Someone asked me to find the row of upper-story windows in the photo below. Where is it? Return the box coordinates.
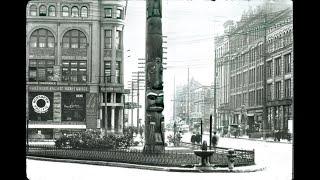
[267,29,293,53]
[266,52,292,79]
[29,28,123,50]
[267,78,292,101]
[30,28,87,49]
[104,7,124,19]
[29,4,88,18]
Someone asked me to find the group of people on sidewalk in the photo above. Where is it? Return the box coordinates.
[191,132,220,150]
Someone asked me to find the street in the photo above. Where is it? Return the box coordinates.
[26,137,293,180]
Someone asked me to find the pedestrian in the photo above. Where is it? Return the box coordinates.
[212,131,219,152]
[191,133,196,145]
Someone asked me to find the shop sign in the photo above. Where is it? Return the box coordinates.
[29,85,89,92]
[29,92,53,121]
[86,93,98,128]
[100,86,124,92]
[32,95,50,113]
[53,92,61,122]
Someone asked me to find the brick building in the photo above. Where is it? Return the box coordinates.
[175,79,213,132]
[214,1,293,138]
[26,0,127,141]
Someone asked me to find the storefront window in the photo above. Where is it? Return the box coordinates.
[61,93,86,121]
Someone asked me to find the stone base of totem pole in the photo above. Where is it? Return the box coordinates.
[143,144,165,153]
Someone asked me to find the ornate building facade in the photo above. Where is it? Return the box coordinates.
[215,1,293,138]
[26,0,127,141]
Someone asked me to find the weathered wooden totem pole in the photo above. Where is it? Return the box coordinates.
[143,0,165,153]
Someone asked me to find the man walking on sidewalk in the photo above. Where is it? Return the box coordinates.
[212,132,219,152]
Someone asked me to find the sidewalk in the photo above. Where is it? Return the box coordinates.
[221,135,292,144]
[27,155,266,173]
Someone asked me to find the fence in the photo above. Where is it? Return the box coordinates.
[26,143,255,167]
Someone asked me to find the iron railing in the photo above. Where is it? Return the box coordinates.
[26,143,255,167]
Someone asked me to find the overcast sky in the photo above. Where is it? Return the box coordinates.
[122,0,291,125]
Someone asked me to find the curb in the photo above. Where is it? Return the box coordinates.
[221,137,292,144]
[27,156,266,173]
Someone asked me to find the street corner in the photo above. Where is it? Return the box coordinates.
[166,164,267,173]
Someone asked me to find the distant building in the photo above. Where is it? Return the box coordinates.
[174,79,213,132]
[26,0,127,141]
[214,1,293,138]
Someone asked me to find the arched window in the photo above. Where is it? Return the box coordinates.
[39,5,47,16]
[29,5,37,16]
[62,30,87,83]
[48,6,56,16]
[80,6,88,17]
[30,28,55,48]
[62,29,87,49]
[62,6,69,17]
[71,6,79,17]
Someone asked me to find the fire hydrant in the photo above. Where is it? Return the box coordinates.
[227,149,236,171]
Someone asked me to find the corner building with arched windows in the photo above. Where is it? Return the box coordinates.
[26,0,127,141]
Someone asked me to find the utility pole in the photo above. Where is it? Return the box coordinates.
[131,82,134,126]
[173,76,176,125]
[214,56,217,133]
[187,67,190,127]
[137,72,140,129]
[132,71,145,129]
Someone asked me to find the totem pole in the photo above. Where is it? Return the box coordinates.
[143,0,165,153]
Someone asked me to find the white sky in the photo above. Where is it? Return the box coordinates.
[122,0,289,125]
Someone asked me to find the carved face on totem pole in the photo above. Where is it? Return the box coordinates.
[146,90,164,112]
[146,58,163,90]
[146,112,164,145]
[147,0,162,18]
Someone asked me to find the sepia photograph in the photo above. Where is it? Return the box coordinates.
[25,0,294,179]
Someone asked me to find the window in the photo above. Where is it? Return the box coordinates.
[104,30,112,49]
[30,29,55,48]
[267,83,272,101]
[62,30,87,49]
[30,5,37,16]
[71,6,79,17]
[62,6,69,17]
[29,60,54,82]
[284,53,292,74]
[115,30,122,49]
[48,6,56,16]
[116,93,122,103]
[266,61,273,78]
[275,81,282,99]
[249,91,255,107]
[62,61,87,83]
[275,57,281,76]
[105,8,112,18]
[284,79,292,98]
[39,5,47,16]
[116,61,121,83]
[104,61,111,83]
[116,9,122,19]
[81,6,88,17]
